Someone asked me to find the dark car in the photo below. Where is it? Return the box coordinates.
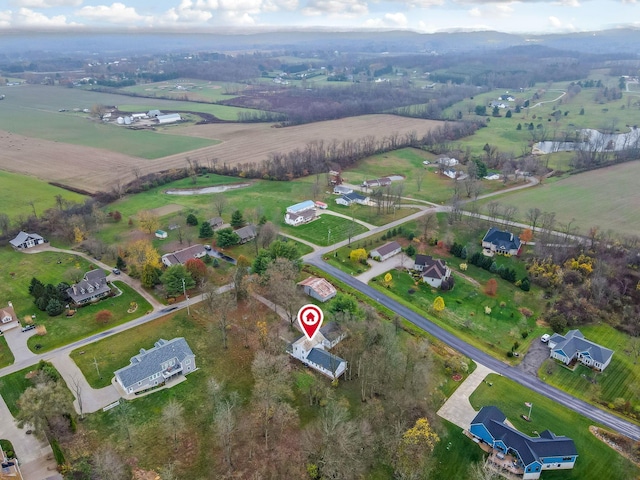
[112,268,121,275]
[21,324,36,332]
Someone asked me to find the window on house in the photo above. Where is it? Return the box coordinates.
[185,359,191,365]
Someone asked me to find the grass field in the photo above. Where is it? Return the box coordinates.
[119,79,247,103]
[26,281,151,353]
[0,336,14,368]
[0,85,218,159]
[474,161,640,236]
[539,325,640,419]
[0,364,42,415]
[0,170,85,219]
[282,214,368,246]
[469,374,640,480]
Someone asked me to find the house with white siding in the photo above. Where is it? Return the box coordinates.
[370,241,402,261]
[548,329,614,371]
[287,323,347,380]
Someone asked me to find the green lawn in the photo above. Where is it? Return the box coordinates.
[0,336,14,368]
[469,374,640,480]
[282,215,368,247]
[370,261,544,360]
[0,247,97,321]
[0,364,46,415]
[119,79,247,103]
[0,170,85,220]
[26,282,151,353]
[539,325,640,421]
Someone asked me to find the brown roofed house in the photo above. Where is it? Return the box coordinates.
[161,244,207,267]
[0,301,19,332]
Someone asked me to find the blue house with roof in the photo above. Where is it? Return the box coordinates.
[469,406,577,480]
[548,329,614,371]
[482,227,522,256]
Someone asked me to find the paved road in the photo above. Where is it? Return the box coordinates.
[306,256,640,441]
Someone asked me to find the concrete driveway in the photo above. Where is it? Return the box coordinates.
[49,354,120,415]
[2,327,38,364]
[0,395,61,480]
[355,253,413,284]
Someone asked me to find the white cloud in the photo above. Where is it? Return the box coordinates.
[11,0,82,7]
[549,15,562,27]
[468,7,481,17]
[302,0,368,17]
[76,2,147,24]
[161,0,297,24]
[10,7,71,26]
[384,12,408,26]
[467,3,512,19]
[554,0,580,6]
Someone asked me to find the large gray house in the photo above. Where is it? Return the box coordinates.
[66,269,111,306]
[114,338,196,395]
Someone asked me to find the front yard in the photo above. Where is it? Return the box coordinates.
[26,281,151,353]
[0,336,14,368]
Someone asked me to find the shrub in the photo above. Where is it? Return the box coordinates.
[484,306,492,315]
[95,309,113,324]
[484,278,498,296]
[46,298,64,316]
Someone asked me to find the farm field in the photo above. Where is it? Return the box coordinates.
[470,374,640,480]
[0,92,446,193]
[119,79,248,103]
[539,325,640,421]
[0,170,85,220]
[474,161,640,236]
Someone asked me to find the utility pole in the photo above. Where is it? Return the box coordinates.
[92,357,101,379]
[182,278,190,316]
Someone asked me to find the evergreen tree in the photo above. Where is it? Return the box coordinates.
[505,110,512,118]
[116,256,126,270]
[230,210,245,228]
[405,244,416,257]
[199,221,214,239]
[520,277,531,291]
[186,213,198,226]
[460,246,468,260]
[46,298,65,316]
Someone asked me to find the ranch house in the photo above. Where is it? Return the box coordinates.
[162,244,207,267]
[336,192,369,206]
[547,329,614,371]
[469,406,578,480]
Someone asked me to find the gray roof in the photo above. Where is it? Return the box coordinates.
[472,406,577,467]
[209,217,224,226]
[235,224,257,241]
[483,227,522,252]
[551,329,614,365]
[85,269,106,283]
[162,244,206,266]
[9,231,43,247]
[373,241,402,257]
[114,338,194,389]
[66,270,110,303]
[306,348,345,376]
[319,322,344,343]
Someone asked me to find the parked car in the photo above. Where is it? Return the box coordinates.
[112,268,121,275]
[541,334,550,343]
[204,245,212,251]
[21,324,36,332]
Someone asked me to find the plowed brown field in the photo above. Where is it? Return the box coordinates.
[0,115,445,193]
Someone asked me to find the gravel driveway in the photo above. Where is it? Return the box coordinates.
[516,337,550,376]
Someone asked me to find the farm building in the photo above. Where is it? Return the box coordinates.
[114,338,196,395]
[156,113,182,124]
[469,406,577,480]
[482,227,522,256]
[147,109,162,117]
[297,276,337,302]
[315,201,328,209]
[286,200,316,214]
[9,231,46,249]
[370,241,402,261]
[162,244,207,267]
[437,157,459,167]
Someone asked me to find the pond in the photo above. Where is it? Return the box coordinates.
[165,183,250,195]
[533,127,640,154]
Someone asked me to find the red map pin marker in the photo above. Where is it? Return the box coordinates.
[297,304,324,341]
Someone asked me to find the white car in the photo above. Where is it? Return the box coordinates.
[540,334,550,343]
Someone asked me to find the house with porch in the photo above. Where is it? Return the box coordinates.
[161,244,207,267]
[548,329,614,371]
[285,208,317,226]
[236,224,257,244]
[482,227,522,256]
[370,241,402,261]
[114,337,196,395]
[298,276,337,302]
[0,302,19,333]
[287,323,347,380]
[66,269,111,306]
[413,255,451,288]
[469,406,578,480]
[9,231,46,250]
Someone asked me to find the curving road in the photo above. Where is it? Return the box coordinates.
[305,256,640,442]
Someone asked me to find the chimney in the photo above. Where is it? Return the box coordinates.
[510,233,513,241]
[8,301,12,307]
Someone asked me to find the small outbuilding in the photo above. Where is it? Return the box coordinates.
[298,276,337,302]
[369,241,402,261]
[155,230,168,239]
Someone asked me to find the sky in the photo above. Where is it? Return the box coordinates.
[0,0,638,34]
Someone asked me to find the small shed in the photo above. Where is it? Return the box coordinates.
[155,230,168,239]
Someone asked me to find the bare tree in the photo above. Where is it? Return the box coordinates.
[486,201,501,224]
[257,221,278,250]
[502,205,518,227]
[0,213,9,236]
[213,194,228,217]
[205,288,236,349]
[415,168,425,192]
[70,376,84,420]
[264,258,304,325]
[215,395,239,467]
[162,399,186,450]
[111,401,135,447]
[92,447,128,480]
[526,207,542,232]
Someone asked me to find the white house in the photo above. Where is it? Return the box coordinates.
[9,231,45,250]
[413,255,451,289]
[370,241,402,261]
[437,157,459,167]
[0,302,19,332]
[298,276,337,303]
[287,323,347,380]
[548,329,614,371]
[333,185,353,195]
[285,209,316,226]
[336,192,369,206]
[114,338,196,395]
